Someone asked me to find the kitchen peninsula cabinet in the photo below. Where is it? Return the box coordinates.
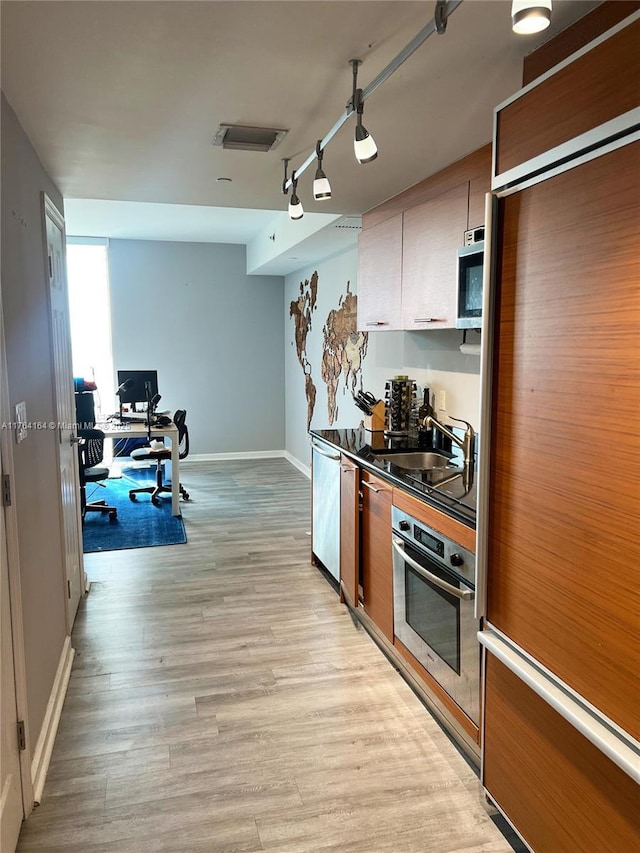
[339,455,359,608]
[401,181,468,330]
[360,469,393,641]
[356,213,402,330]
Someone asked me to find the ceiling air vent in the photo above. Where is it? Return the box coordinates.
[212,124,288,152]
[332,217,362,231]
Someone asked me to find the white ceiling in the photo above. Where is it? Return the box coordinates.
[2,0,599,263]
[63,199,291,244]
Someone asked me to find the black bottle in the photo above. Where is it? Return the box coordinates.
[418,387,432,422]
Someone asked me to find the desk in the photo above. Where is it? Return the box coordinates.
[98,420,181,516]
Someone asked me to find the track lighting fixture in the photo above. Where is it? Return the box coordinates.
[279,1,536,214]
[313,141,332,200]
[350,60,378,164]
[511,0,552,34]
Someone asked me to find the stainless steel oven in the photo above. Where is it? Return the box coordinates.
[392,506,479,724]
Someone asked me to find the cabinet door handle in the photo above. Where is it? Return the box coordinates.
[414,318,441,323]
[366,321,388,326]
[361,480,386,493]
[392,538,474,601]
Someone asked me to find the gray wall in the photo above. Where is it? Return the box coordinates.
[1,93,68,739]
[108,240,285,454]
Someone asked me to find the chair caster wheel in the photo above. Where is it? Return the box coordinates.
[152,497,160,507]
[129,494,137,502]
[182,492,190,501]
[109,511,117,522]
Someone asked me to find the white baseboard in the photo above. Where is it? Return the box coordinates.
[30,636,75,805]
[186,450,311,479]
[284,451,310,479]
[187,450,286,463]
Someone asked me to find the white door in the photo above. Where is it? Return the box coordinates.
[44,195,84,626]
[0,301,25,852]
[0,501,23,852]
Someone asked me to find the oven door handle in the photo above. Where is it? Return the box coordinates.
[392,538,475,601]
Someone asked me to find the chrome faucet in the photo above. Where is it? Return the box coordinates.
[421,414,476,468]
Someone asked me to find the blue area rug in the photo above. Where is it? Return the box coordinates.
[82,473,187,553]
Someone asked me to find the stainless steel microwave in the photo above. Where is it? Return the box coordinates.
[456,240,484,329]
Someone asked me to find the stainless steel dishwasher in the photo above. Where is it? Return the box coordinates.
[310,437,341,581]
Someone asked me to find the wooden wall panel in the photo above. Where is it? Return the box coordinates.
[522,1,640,86]
[487,142,640,737]
[483,655,640,853]
[496,20,640,176]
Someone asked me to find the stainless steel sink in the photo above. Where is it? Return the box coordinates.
[374,451,455,470]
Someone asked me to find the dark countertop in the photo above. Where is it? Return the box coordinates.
[310,427,477,529]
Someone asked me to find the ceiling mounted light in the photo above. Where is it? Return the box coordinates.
[313,141,332,200]
[288,174,304,221]
[511,0,552,34]
[350,60,377,164]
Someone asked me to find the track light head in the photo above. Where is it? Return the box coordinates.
[511,0,552,34]
[313,141,332,200]
[288,175,304,220]
[352,85,377,164]
[354,117,377,164]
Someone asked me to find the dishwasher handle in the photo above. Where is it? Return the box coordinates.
[392,538,474,601]
[310,439,341,461]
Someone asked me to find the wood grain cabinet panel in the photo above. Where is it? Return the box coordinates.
[401,182,469,330]
[483,655,640,853]
[361,470,393,641]
[356,214,402,331]
[487,141,640,738]
[339,455,359,607]
[496,19,640,176]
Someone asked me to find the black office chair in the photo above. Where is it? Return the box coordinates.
[128,409,190,506]
[78,429,118,523]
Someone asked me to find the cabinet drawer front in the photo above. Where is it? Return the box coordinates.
[495,17,640,180]
[483,654,640,853]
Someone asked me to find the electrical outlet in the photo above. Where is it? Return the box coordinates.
[436,389,446,413]
[15,401,28,443]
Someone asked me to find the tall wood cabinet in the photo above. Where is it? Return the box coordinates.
[479,13,640,851]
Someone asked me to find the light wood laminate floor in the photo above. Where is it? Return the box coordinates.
[18,460,517,853]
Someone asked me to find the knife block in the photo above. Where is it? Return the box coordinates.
[364,401,386,432]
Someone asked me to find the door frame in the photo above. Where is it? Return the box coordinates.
[41,193,86,632]
[0,293,34,820]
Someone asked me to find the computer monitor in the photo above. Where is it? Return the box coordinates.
[116,370,159,409]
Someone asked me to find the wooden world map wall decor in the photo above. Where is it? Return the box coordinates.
[290,271,368,430]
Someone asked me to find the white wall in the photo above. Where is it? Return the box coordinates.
[284,246,481,468]
[108,240,285,455]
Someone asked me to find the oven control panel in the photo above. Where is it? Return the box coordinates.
[392,506,475,586]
